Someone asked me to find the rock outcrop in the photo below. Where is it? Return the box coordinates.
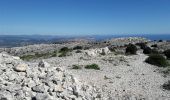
[110,37,149,47]
[0,53,100,100]
[85,47,110,57]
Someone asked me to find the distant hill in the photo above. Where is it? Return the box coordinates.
[0,34,169,48]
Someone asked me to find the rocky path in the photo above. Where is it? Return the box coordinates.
[60,52,170,99]
[0,50,170,100]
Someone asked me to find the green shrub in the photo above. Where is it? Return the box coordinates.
[73,46,83,50]
[151,49,159,54]
[75,50,82,53]
[162,68,170,75]
[143,47,159,54]
[21,50,60,60]
[125,44,137,54]
[108,46,115,52]
[58,52,67,57]
[85,64,100,70]
[72,65,81,69]
[20,53,49,60]
[136,42,147,49]
[162,81,170,90]
[145,54,169,67]
[58,47,72,57]
[151,44,158,48]
[51,53,57,57]
[59,47,70,53]
[20,55,35,61]
[159,40,163,42]
[84,46,90,50]
[143,47,152,54]
[164,49,170,59]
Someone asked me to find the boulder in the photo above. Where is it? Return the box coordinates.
[32,85,45,93]
[14,63,27,72]
[34,93,51,100]
[85,49,97,57]
[54,84,63,93]
[101,47,110,55]
[85,47,110,56]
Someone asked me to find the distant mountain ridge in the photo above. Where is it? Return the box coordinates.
[0,34,170,48]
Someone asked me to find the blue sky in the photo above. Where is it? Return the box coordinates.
[0,0,170,35]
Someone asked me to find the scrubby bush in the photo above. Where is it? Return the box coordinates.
[58,47,72,57]
[143,47,159,54]
[151,49,159,54]
[20,53,50,60]
[85,64,100,70]
[108,46,115,52]
[84,46,90,50]
[151,44,158,48]
[72,65,81,69]
[73,46,83,50]
[58,52,67,57]
[125,44,137,54]
[164,49,170,59]
[51,53,57,57]
[20,55,35,61]
[162,81,170,90]
[159,40,163,42]
[162,68,170,75]
[136,42,147,49]
[145,54,168,67]
[59,47,70,53]
[143,47,152,54]
[75,50,82,53]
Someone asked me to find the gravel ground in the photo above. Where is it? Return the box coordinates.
[45,50,170,99]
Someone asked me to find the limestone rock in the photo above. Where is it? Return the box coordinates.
[14,63,27,72]
[32,85,45,93]
[54,84,63,93]
[0,52,100,100]
[85,47,110,56]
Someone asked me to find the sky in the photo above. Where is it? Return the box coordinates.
[0,0,170,35]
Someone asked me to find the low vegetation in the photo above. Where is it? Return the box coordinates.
[85,64,100,70]
[20,55,37,61]
[151,49,159,54]
[143,47,159,54]
[108,46,115,52]
[58,52,67,57]
[58,47,72,57]
[125,44,137,54]
[159,40,163,42]
[75,50,82,53]
[162,81,170,90]
[20,51,57,61]
[73,46,83,50]
[145,54,169,67]
[143,47,152,54]
[161,68,170,76]
[164,49,170,59]
[72,64,82,69]
[20,47,73,60]
[59,47,71,53]
[136,42,147,49]
[151,44,158,48]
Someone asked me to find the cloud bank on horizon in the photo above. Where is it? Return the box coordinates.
[0,0,170,35]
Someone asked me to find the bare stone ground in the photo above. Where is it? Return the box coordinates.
[46,51,170,99]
